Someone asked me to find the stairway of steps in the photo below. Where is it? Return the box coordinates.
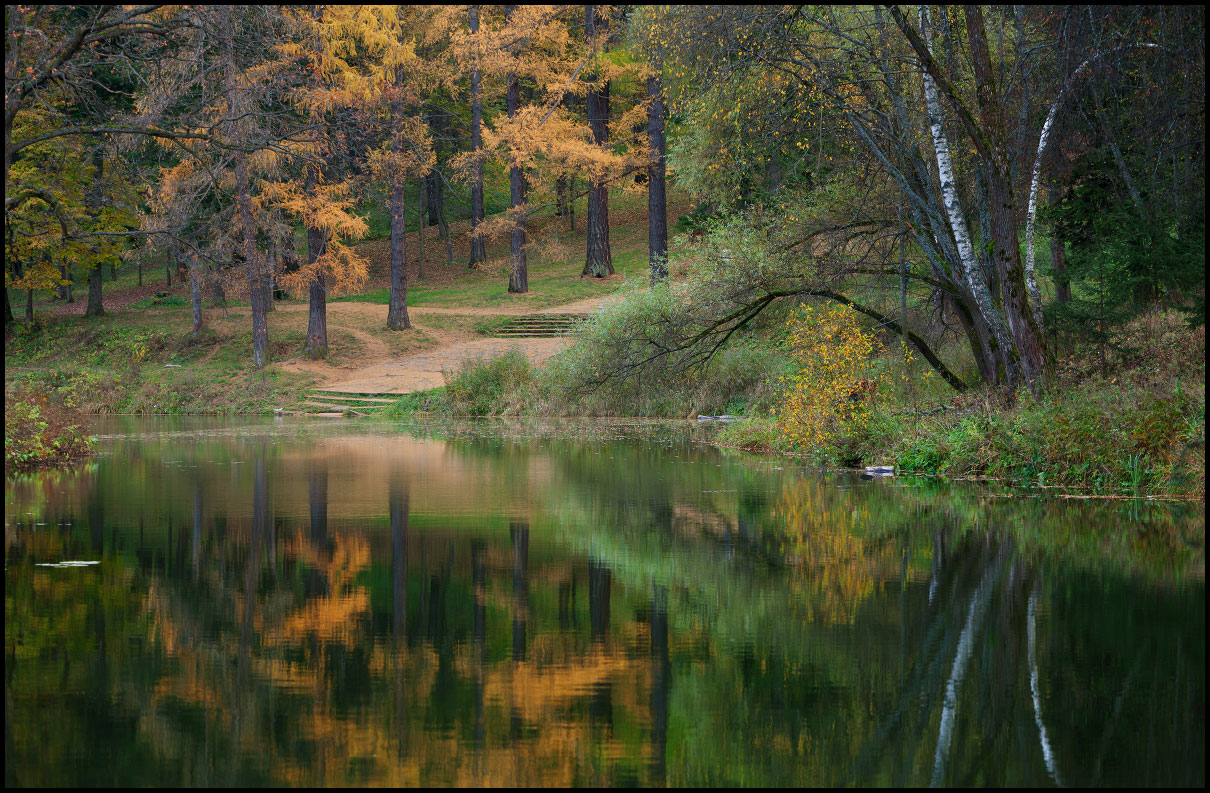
[489,313,589,338]
[298,392,397,414]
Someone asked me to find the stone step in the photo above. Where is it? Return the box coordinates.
[489,313,588,338]
[300,400,388,413]
[307,393,396,404]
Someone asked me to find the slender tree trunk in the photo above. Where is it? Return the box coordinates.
[306,166,328,359]
[417,176,426,280]
[263,238,274,312]
[221,11,267,367]
[567,176,575,231]
[437,184,454,266]
[210,265,226,308]
[58,264,73,302]
[647,44,668,284]
[190,263,203,338]
[583,5,613,278]
[505,5,527,293]
[235,154,267,366]
[85,151,105,317]
[468,5,486,268]
[387,86,411,330]
[25,288,34,328]
[1048,184,1070,304]
[4,280,14,327]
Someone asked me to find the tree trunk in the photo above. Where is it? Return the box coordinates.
[236,155,267,367]
[86,266,104,318]
[85,151,105,317]
[468,5,486,268]
[210,265,226,308]
[306,167,328,359]
[964,7,1048,387]
[387,87,411,330]
[505,5,527,293]
[583,5,613,278]
[58,264,73,302]
[25,288,34,328]
[190,263,203,338]
[647,44,668,284]
[567,176,575,231]
[417,176,426,280]
[221,11,267,367]
[1048,184,1070,304]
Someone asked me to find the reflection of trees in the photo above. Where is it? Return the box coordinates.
[5,425,1205,786]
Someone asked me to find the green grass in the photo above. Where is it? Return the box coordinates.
[336,249,643,310]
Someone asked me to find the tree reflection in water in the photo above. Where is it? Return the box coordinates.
[3,421,1204,787]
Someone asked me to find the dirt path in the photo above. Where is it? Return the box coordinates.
[271,294,616,395]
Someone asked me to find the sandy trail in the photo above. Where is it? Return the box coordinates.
[265,294,615,395]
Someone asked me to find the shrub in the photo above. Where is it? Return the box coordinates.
[443,350,536,416]
[776,303,876,459]
[4,389,95,472]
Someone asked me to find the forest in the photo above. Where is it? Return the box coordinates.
[4,7,1206,788]
[4,5,1206,496]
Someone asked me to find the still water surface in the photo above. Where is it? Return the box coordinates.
[5,417,1204,786]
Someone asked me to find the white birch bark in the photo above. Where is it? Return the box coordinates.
[931,561,996,787]
[1028,587,1063,787]
[1025,43,1160,328]
[918,8,1012,362]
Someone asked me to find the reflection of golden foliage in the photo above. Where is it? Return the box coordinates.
[777,480,900,624]
[483,649,634,724]
[263,532,371,645]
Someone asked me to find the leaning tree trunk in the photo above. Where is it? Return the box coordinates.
[387,85,411,330]
[647,44,668,284]
[583,5,613,278]
[468,5,486,268]
[505,5,527,293]
[914,7,1010,383]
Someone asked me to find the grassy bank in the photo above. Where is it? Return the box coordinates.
[387,305,1205,499]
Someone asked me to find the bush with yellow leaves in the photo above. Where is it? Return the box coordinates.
[775,302,878,457]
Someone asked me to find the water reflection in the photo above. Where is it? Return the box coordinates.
[4,419,1204,787]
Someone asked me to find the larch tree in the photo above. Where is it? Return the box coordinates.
[582,4,613,278]
[270,5,412,358]
[466,5,487,269]
[504,4,529,293]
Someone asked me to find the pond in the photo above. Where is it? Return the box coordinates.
[4,417,1205,787]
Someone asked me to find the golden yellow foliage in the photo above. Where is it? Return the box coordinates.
[776,303,877,454]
